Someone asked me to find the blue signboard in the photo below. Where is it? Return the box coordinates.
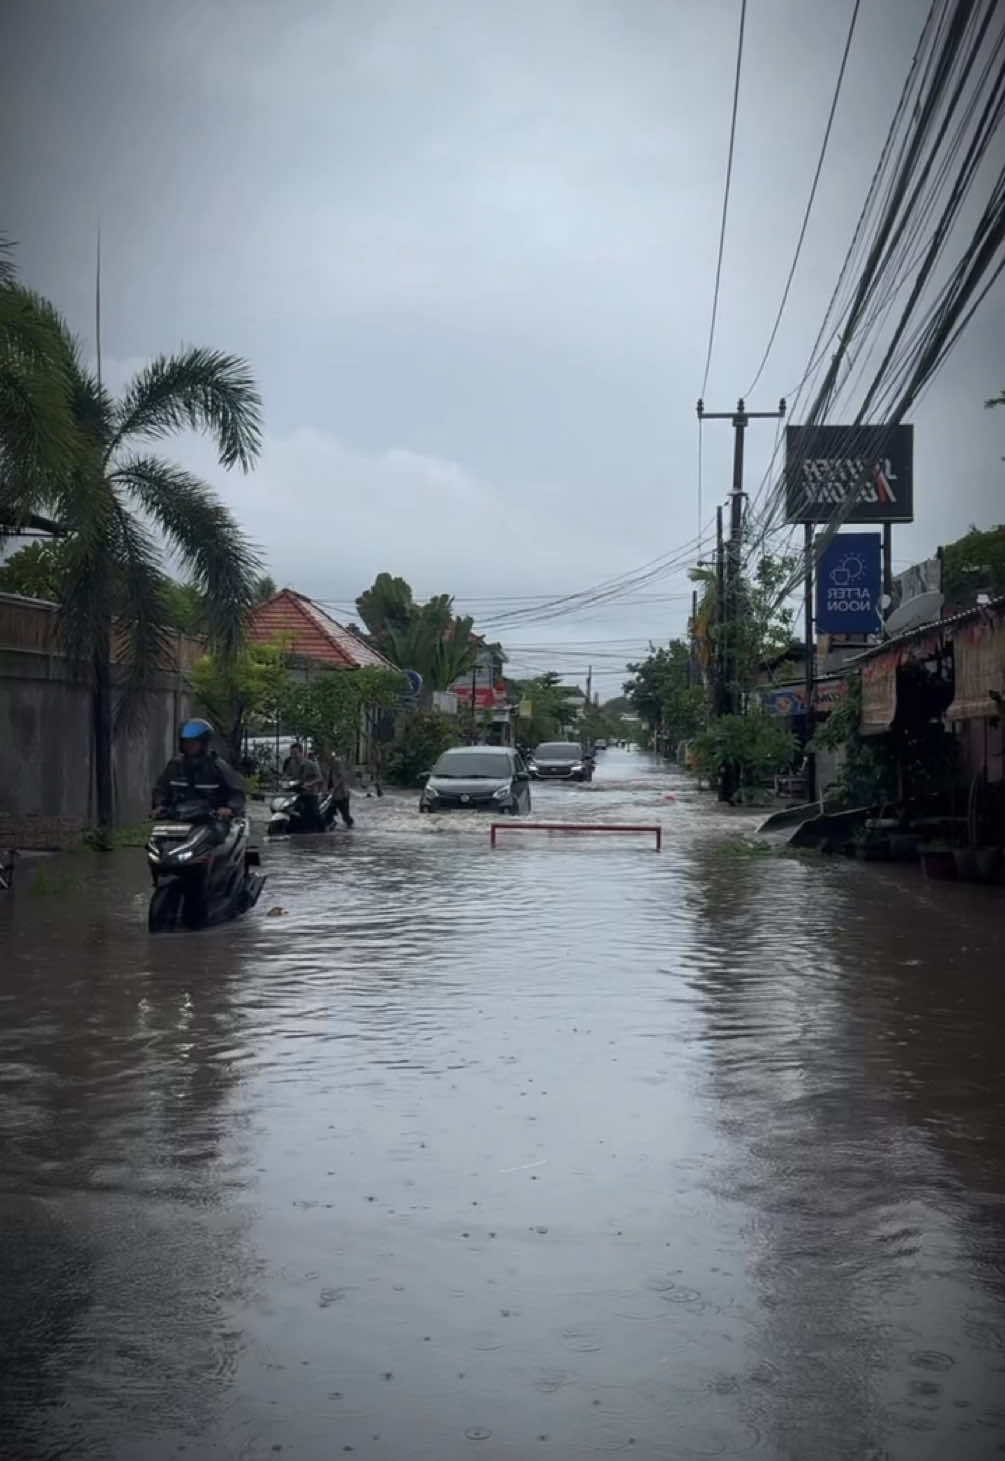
[816,532,882,635]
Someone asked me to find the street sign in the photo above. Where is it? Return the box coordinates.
[816,533,882,635]
[785,424,914,523]
[398,668,423,709]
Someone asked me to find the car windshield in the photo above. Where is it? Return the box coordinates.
[535,743,580,761]
[432,751,511,778]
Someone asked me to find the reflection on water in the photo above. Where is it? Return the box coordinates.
[1,750,1003,1459]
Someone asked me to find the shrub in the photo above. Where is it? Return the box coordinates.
[386,711,460,786]
[693,714,795,790]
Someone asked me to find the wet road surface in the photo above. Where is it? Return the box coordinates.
[2,749,1004,1460]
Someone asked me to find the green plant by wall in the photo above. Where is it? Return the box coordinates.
[692,713,795,791]
[386,711,459,786]
[280,666,405,758]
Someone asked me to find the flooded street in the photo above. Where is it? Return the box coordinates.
[2,749,1004,1460]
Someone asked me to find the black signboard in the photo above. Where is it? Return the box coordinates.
[785,423,914,524]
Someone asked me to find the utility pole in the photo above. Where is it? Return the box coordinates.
[804,524,816,801]
[697,397,787,798]
[714,506,726,717]
[695,400,788,718]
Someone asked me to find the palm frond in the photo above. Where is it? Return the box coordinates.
[111,455,261,656]
[108,506,174,731]
[55,474,119,670]
[108,347,263,470]
[0,235,17,287]
[0,284,82,523]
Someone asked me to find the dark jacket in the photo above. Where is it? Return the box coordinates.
[153,752,246,815]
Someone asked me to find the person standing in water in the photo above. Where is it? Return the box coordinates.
[327,752,355,828]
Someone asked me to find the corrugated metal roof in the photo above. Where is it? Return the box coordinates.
[249,589,393,669]
[846,596,1005,664]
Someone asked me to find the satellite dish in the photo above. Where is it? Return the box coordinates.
[884,590,943,637]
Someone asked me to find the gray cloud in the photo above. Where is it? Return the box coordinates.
[5,0,1002,688]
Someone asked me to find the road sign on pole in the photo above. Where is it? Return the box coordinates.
[815,532,882,635]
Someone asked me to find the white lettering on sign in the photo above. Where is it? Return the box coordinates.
[802,457,898,505]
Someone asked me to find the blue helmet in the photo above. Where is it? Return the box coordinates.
[179,718,214,750]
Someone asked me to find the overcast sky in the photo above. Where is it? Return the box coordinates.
[5,0,1003,692]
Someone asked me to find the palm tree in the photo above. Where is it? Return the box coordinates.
[3,279,264,830]
[63,347,263,830]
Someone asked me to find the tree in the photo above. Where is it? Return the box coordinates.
[941,523,1005,607]
[279,666,404,759]
[355,573,485,690]
[692,714,795,797]
[189,642,290,763]
[161,578,208,636]
[0,539,68,599]
[1,245,79,532]
[512,672,580,745]
[694,555,798,714]
[624,640,706,751]
[386,710,459,786]
[2,295,263,831]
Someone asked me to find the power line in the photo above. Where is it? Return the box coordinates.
[745,0,862,396]
[700,0,747,398]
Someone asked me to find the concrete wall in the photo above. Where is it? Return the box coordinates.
[0,594,197,844]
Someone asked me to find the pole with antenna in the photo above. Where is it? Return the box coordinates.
[95,224,103,390]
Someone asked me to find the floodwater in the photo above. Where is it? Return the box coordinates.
[2,750,1004,1461]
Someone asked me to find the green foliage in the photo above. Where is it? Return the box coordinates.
[355,572,487,690]
[190,642,290,762]
[693,713,795,789]
[279,666,404,756]
[1,265,266,829]
[161,578,207,635]
[386,710,460,786]
[624,639,707,750]
[513,671,581,744]
[940,523,1005,606]
[1,256,80,526]
[809,673,958,807]
[0,539,68,599]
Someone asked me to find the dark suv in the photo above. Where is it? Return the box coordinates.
[419,746,532,814]
[531,742,593,781]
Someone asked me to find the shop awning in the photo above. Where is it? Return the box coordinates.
[860,649,899,735]
[946,613,1005,721]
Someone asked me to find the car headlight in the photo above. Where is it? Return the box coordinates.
[424,785,439,799]
[571,763,583,772]
[492,784,511,800]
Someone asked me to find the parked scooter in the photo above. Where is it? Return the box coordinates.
[267,781,337,837]
[147,798,265,931]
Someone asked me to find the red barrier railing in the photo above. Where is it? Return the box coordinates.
[490,822,662,850]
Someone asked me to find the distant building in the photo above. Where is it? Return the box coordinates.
[249,588,393,670]
[449,644,513,743]
[248,588,395,767]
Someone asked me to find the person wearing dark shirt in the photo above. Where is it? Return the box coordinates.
[152,719,246,818]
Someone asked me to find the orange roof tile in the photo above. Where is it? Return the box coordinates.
[249,589,393,670]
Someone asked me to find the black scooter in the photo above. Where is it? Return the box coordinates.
[147,798,265,931]
[267,781,337,837]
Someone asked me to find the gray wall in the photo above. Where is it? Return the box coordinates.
[0,595,194,837]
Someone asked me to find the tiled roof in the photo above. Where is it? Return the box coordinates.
[249,589,393,669]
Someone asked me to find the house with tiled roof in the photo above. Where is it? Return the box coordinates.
[249,589,393,670]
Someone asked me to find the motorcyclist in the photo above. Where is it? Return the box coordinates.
[152,719,246,823]
[281,741,326,830]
